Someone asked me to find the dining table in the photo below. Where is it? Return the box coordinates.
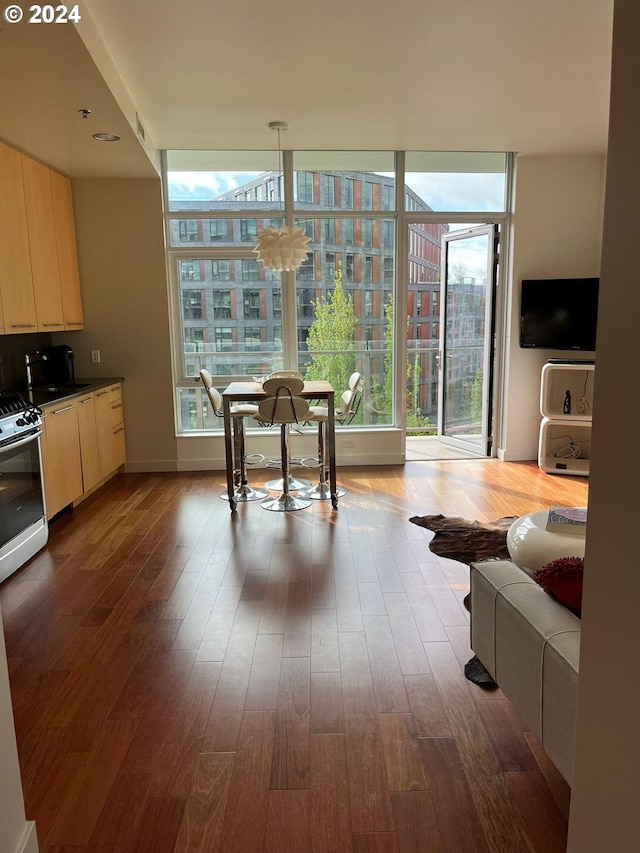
[221,379,338,511]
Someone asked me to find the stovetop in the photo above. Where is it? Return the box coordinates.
[0,391,42,441]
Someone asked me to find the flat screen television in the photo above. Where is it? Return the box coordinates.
[520,277,599,351]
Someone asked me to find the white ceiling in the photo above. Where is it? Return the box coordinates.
[0,0,614,179]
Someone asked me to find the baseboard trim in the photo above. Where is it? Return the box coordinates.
[13,821,38,853]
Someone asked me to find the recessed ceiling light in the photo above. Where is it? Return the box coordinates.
[92,132,120,142]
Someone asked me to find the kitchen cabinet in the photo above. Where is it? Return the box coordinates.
[94,384,126,478]
[50,169,84,330]
[76,392,102,493]
[41,382,125,519]
[0,142,38,334]
[0,142,84,335]
[41,400,83,519]
[21,155,66,332]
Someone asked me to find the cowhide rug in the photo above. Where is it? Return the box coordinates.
[409,513,518,688]
[409,514,516,564]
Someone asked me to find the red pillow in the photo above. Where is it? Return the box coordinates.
[533,556,584,617]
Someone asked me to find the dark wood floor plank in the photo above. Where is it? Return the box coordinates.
[244,632,284,712]
[0,463,588,851]
[218,710,276,852]
[475,697,539,773]
[423,641,535,852]
[402,674,451,738]
[506,770,569,853]
[310,733,354,853]
[149,660,222,798]
[283,580,312,658]
[379,713,429,792]
[390,790,438,853]
[44,718,138,846]
[363,614,410,714]
[342,673,395,834]
[270,656,311,789]
[382,593,431,675]
[353,832,401,852]
[310,671,345,734]
[311,607,340,673]
[85,771,154,850]
[173,752,235,853]
[264,788,310,852]
[130,796,187,853]
[523,731,571,819]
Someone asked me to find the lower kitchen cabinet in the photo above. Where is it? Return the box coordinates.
[41,382,126,519]
[41,401,83,519]
[76,392,102,493]
[94,384,126,478]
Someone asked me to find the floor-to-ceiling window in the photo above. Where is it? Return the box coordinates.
[163,151,511,437]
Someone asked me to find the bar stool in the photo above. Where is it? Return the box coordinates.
[254,376,312,512]
[199,369,268,502]
[263,370,310,492]
[299,371,362,501]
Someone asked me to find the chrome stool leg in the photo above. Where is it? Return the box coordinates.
[298,420,346,501]
[220,416,268,502]
[262,424,311,512]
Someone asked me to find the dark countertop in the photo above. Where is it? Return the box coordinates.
[29,377,125,409]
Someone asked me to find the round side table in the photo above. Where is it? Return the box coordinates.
[506,509,586,574]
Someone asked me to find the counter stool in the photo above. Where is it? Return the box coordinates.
[299,371,362,500]
[254,376,312,512]
[262,370,310,492]
[199,369,268,503]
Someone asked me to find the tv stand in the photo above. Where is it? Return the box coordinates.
[538,362,594,476]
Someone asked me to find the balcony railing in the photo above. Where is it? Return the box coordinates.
[179,340,443,434]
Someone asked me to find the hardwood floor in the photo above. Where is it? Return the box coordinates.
[0,460,588,852]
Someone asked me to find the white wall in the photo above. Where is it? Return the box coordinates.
[568,0,640,848]
[499,155,605,461]
[63,179,178,472]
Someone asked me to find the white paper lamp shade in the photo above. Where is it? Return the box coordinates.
[253,225,311,271]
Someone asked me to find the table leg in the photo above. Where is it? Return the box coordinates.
[327,391,338,509]
[222,397,236,511]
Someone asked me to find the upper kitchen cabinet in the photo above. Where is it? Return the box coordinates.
[0,142,84,335]
[50,169,84,330]
[0,142,38,334]
[22,155,65,332]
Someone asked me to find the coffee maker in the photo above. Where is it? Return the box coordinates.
[25,344,76,391]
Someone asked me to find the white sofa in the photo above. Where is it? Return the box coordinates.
[469,558,581,784]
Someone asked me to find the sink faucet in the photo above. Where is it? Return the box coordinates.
[25,351,47,396]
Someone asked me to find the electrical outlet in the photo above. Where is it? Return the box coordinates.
[90,349,101,364]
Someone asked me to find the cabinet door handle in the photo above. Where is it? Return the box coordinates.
[43,323,64,328]
[113,427,125,435]
[51,405,75,414]
[81,397,94,404]
[110,403,122,410]
[11,323,37,329]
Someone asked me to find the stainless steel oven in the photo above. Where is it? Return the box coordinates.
[0,392,48,585]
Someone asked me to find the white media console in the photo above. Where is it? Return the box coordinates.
[538,361,595,476]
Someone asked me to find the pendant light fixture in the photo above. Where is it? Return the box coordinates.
[253,121,311,272]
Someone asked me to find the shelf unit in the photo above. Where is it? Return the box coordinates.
[538,361,594,476]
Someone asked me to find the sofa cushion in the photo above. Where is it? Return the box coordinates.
[533,556,584,617]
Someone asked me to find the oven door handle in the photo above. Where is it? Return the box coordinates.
[0,429,42,454]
